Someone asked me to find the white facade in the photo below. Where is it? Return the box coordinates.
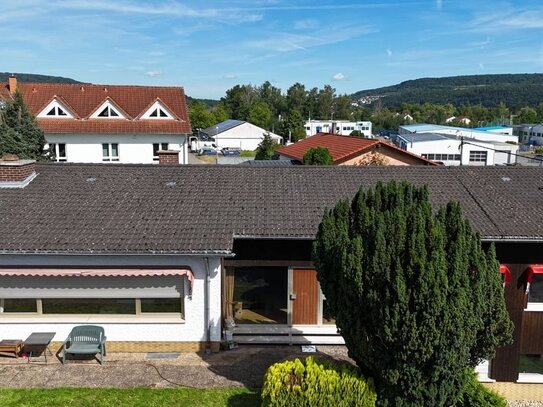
[305,120,373,138]
[46,133,189,164]
[396,133,518,166]
[0,254,222,344]
[212,123,282,151]
[399,124,518,144]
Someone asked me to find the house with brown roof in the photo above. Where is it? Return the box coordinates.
[0,76,191,164]
[277,133,436,165]
[1,157,542,382]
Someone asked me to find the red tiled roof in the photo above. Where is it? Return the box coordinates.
[0,81,191,134]
[278,133,378,162]
[278,133,436,165]
[38,119,190,134]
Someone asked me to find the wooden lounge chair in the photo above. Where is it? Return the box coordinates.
[61,325,106,365]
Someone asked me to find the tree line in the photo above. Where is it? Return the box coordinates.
[190,80,543,140]
[189,82,365,143]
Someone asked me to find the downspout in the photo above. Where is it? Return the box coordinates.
[203,257,211,353]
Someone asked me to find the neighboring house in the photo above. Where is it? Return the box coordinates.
[399,123,518,144]
[277,133,436,165]
[305,120,372,138]
[199,120,282,151]
[513,123,543,145]
[445,116,471,125]
[473,125,514,136]
[395,133,518,166]
[1,157,543,383]
[0,76,191,164]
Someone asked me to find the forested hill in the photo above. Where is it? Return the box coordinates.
[351,74,543,108]
[0,72,82,84]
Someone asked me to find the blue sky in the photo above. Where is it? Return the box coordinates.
[2,0,543,99]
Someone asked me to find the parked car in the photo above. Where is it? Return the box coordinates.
[198,146,222,156]
[222,148,241,156]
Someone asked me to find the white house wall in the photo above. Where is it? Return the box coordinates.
[405,139,517,166]
[214,123,282,151]
[46,133,189,164]
[0,254,222,343]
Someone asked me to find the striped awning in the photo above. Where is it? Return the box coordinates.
[0,268,194,287]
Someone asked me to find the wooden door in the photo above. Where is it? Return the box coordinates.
[292,268,318,325]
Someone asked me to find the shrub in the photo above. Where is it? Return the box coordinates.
[455,370,506,407]
[261,357,376,407]
[303,147,333,165]
[534,147,543,154]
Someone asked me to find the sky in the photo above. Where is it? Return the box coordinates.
[2,0,543,99]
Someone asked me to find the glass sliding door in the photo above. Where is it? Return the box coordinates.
[233,268,287,324]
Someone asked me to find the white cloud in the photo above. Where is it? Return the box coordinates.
[332,73,347,81]
[145,70,162,77]
[294,19,318,30]
[479,63,485,70]
[386,48,393,57]
[222,73,238,79]
[436,0,443,11]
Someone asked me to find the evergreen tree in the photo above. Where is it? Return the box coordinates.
[303,147,333,165]
[255,132,277,160]
[281,109,306,142]
[313,181,513,407]
[0,91,48,160]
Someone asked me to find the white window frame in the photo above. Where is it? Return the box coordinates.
[469,150,488,164]
[90,100,126,119]
[102,143,120,162]
[37,99,74,119]
[49,143,67,162]
[141,100,175,120]
[527,274,543,312]
[152,143,169,161]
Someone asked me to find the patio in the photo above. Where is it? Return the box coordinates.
[0,345,541,404]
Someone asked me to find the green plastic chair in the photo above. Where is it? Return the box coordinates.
[61,325,106,365]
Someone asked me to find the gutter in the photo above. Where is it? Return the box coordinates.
[203,257,212,353]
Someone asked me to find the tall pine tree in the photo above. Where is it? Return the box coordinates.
[313,181,513,407]
[0,90,48,160]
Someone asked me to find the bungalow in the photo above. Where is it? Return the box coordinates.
[0,76,192,164]
[277,133,436,165]
[0,156,542,382]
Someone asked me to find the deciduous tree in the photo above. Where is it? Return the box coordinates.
[303,147,333,165]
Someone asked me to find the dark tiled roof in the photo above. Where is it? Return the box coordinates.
[0,164,542,255]
[0,82,191,134]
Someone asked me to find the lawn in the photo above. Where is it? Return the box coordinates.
[0,388,260,407]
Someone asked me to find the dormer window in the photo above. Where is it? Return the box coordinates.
[37,98,75,119]
[141,100,174,120]
[150,108,169,118]
[47,106,68,116]
[98,106,119,117]
[90,99,126,119]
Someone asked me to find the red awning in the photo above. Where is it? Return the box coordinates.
[500,264,511,286]
[0,268,194,287]
[527,264,543,283]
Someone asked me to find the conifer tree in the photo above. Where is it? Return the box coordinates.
[0,91,48,160]
[313,181,513,407]
[255,132,277,160]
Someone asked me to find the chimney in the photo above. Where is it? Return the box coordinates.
[8,74,17,93]
[157,150,179,165]
[0,154,37,188]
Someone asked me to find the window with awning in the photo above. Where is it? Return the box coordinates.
[527,265,543,305]
[0,268,193,317]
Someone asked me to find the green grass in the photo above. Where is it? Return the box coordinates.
[240,150,256,157]
[0,387,260,407]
